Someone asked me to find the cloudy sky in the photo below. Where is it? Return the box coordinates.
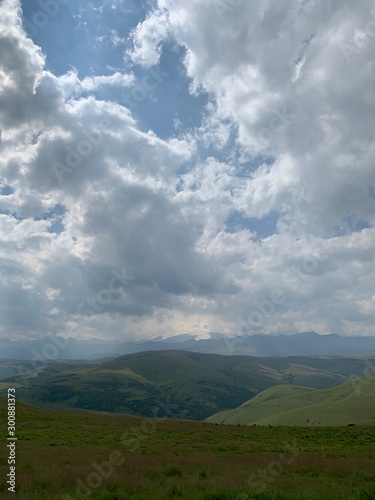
[0,0,374,341]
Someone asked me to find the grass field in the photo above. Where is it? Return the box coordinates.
[1,398,375,499]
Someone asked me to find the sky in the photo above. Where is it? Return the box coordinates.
[0,0,374,341]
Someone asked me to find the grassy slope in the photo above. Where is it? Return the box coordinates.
[206,373,375,426]
[1,397,375,499]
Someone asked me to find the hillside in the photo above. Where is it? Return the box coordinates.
[206,373,375,426]
[2,351,374,420]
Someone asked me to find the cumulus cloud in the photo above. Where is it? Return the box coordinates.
[127,8,170,67]
[57,71,135,95]
[0,0,374,340]
[126,0,375,335]
[0,0,236,340]
[130,0,375,231]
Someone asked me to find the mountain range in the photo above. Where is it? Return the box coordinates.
[1,331,375,360]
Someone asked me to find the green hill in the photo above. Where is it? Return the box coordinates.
[206,373,375,426]
[3,351,375,421]
[0,352,341,420]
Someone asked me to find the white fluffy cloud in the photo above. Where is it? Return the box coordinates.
[127,0,375,335]
[0,0,374,340]
[134,0,375,232]
[127,8,170,67]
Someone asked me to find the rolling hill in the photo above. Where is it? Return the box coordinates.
[206,373,375,426]
[2,350,375,420]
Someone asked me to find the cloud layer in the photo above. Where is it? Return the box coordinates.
[0,0,374,340]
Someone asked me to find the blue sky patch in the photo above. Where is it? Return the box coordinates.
[226,211,279,239]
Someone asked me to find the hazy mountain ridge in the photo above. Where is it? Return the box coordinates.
[1,331,375,361]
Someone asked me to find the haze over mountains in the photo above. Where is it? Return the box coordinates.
[2,328,375,426]
[1,332,375,360]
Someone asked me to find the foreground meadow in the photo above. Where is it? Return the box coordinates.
[1,399,375,499]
